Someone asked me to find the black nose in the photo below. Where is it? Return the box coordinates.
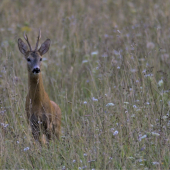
[32,67,40,74]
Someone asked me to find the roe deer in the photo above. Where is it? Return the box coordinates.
[18,30,61,142]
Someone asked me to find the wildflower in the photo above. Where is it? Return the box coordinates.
[131,114,135,118]
[38,121,42,124]
[130,69,137,73]
[158,79,163,87]
[113,130,118,136]
[91,51,98,56]
[92,97,98,102]
[24,147,30,151]
[106,103,114,107]
[83,101,87,104]
[142,69,146,73]
[162,116,168,120]
[161,54,169,61]
[84,153,87,156]
[139,135,147,141]
[133,105,137,108]
[1,123,9,128]
[144,74,153,77]
[151,132,160,136]
[147,42,155,49]
[82,60,88,64]
[113,50,119,55]
[124,102,129,104]
[152,162,159,165]
[102,53,108,57]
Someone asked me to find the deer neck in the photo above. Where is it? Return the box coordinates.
[28,73,45,105]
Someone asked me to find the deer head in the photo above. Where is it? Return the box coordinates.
[18,30,51,75]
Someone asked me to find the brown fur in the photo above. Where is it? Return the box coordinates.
[26,73,61,141]
[18,33,61,142]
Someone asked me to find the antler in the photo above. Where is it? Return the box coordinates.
[34,29,41,51]
[23,32,32,51]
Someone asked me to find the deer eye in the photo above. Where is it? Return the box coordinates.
[27,58,31,62]
[40,58,42,61]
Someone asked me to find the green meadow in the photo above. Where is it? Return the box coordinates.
[1,0,170,169]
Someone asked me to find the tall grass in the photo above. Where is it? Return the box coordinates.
[1,0,170,169]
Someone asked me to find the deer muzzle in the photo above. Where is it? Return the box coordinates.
[32,67,40,74]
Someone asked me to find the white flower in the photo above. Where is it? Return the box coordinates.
[82,60,88,64]
[131,114,135,118]
[130,69,137,73]
[151,132,160,136]
[92,97,98,102]
[142,69,146,73]
[158,79,163,86]
[38,121,42,124]
[139,135,147,141]
[152,162,159,165]
[24,147,30,151]
[124,102,129,104]
[162,116,168,120]
[135,109,141,112]
[106,103,114,107]
[147,42,155,49]
[91,51,98,56]
[113,130,118,136]
[1,123,9,128]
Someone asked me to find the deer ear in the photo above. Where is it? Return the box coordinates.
[18,38,28,55]
[38,39,51,56]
